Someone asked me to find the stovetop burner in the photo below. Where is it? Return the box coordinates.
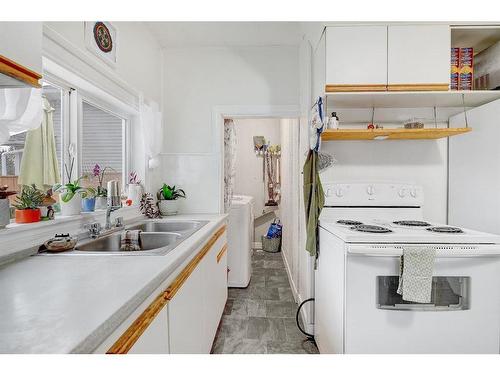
[337,219,363,226]
[350,224,393,233]
[393,220,431,227]
[426,226,464,234]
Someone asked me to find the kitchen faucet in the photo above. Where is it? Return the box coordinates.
[105,180,122,230]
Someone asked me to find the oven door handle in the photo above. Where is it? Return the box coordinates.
[347,247,500,257]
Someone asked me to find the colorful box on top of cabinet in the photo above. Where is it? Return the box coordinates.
[450,48,460,90]
[459,47,474,90]
[450,47,474,90]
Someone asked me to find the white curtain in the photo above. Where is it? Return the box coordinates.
[223,119,237,212]
[18,96,61,189]
[0,87,43,143]
[140,100,163,169]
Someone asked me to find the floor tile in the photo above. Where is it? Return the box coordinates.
[246,317,286,342]
[211,249,319,354]
[267,339,319,354]
[266,300,297,318]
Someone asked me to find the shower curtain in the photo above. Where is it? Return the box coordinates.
[223,119,236,212]
[18,96,61,189]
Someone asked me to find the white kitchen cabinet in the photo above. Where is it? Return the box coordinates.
[387,25,450,90]
[168,228,227,354]
[325,26,388,91]
[202,240,228,352]
[128,307,169,354]
[168,254,206,354]
[0,22,42,74]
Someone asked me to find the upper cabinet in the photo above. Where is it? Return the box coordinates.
[387,25,450,91]
[324,24,451,93]
[325,26,388,92]
[0,22,42,87]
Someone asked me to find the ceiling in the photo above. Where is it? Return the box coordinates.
[146,22,302,47]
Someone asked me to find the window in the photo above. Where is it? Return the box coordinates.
[0,82,65,200]
[80,101,127,193]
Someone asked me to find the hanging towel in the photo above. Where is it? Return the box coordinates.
[303,149,324,256]
[120,230,142,251]
[18,97,61,189]
[397,247,436,303]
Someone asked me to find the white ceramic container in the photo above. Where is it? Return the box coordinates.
[158,200,179,216]
[127,184,143,207]
[60,195,82,216]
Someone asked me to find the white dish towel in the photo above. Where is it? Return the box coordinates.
[397,247,436,303]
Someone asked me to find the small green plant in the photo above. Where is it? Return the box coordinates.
[13,184,44,210]
[53,176,86,203]
[157,184,186,201]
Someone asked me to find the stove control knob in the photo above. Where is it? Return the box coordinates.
[366,185,375,196]
[398,188,407,198]
[335,188,344,197]
[410,188,417,198]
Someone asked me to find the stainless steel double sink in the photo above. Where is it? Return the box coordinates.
[52,220,208,256]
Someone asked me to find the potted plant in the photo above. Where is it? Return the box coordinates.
[13,184,44,224]
[81,186,97,212]
[126,171,143,207]
[0,186,16,228]
[53,176,86,216]
[157,184,186,216]
[92,163,113,210]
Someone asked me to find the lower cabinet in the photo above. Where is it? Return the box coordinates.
[105,225,227,354]
[168,230,228,353]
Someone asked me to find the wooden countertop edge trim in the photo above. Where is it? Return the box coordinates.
[106,224,227,354]
[216,244,228,263]
[387,83,449,91]
[325,84,387,92]
[0,54,42,88]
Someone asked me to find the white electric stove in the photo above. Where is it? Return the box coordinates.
[314,182,500,354]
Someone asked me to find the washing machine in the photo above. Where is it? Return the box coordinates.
[227,195,254,287]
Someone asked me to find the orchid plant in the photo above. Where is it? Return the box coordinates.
[53,144,91,203]
[128,171,141,185]
[92,163,115,197]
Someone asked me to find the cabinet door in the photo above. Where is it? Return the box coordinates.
[387,25,450,90]
[128,307,169,354]
[168,261,206,354]
[202,238,228,352]
[325,26,388,91]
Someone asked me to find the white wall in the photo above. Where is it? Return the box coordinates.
[159,46,300,213]
[232,118,281,241]
[0,22,42,73]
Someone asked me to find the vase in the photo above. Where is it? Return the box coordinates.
[127,184,143,207]
[0,199,10,228]
[60,195,82,216]
[15,208,41,224]
[95,196,107,210]
[82,197,96,212]
[158,200,179,216]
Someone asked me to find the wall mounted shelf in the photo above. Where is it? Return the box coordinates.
[321,128,472,141]
[325,90,500,109]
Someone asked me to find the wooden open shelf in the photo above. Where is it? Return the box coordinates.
[321,128,472,141]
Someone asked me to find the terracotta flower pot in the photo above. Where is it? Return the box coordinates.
[15,208,41,224]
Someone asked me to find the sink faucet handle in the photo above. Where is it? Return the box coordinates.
[85,222,102,238]
[114,217,124,227]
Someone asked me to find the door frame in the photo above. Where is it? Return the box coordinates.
[212,105,300,214]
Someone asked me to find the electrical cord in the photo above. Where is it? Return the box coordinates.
[296,298,315,339]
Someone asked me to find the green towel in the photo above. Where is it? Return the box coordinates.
[18,97,61,190]
[303,150,324,256]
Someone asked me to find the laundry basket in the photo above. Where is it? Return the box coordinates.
[261,235,281,253]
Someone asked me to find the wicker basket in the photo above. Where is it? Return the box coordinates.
[262,236,281,253]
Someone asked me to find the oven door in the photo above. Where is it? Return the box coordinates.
[345,246,500,354]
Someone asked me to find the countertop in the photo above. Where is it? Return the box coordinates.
[0,214,227,353]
